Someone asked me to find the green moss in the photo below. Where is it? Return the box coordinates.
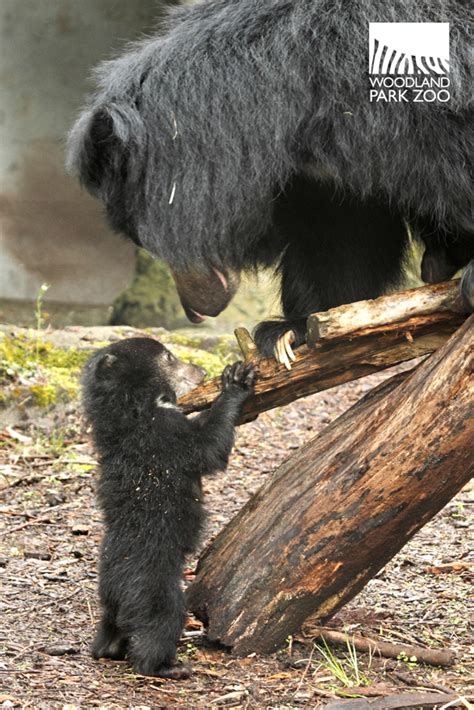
[0,329,235,408]
[158,333,238,378]
[90,341,111,349]
[0,333,89,407]
[158,332,204,349]
[171,345,229,379]
[0,326,239,409]
[0,333,88,372]
[210,334,239,360]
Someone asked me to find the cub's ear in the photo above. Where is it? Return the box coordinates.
[95,352,118,377]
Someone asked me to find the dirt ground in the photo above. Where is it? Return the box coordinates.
[1,357,473,709]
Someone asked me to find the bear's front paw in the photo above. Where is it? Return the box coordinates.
[254,319,306,370]
[221,362,256,392]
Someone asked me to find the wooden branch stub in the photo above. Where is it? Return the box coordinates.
[307,280,464,344]
[234,327,258,364]
[187,317,474,655]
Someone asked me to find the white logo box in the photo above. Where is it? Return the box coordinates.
[369,22,450,75]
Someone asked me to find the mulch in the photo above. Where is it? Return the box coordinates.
[1,364,473,708]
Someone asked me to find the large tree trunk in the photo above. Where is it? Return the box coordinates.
[188,317,474,655]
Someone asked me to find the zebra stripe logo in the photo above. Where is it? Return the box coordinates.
[369,23,450,75]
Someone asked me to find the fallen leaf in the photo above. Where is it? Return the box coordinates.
[43,644,80,656]
[3,427,32,444]
[425,562,472,575]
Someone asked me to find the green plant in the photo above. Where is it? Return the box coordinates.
[45,429,66,456]
[177,642,198,663]
[34,282,50,332]
[313,635,371,692]
[33,429,75,459]
[34,282,50,361]
[397,651,418,669]
[184,643,198,658]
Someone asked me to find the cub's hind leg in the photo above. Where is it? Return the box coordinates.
[92,605,127,661]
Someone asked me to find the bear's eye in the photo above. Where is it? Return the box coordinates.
[164,351,174,363]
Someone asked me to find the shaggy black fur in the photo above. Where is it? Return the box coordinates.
[68,0,473,355]
[82,337,255,677]
[255,178,410,352]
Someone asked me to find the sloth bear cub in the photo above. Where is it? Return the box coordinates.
[82,337,255,678]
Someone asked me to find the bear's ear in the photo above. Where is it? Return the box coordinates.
[95,352,118,377]
[66,107,118,195]
[83,108,116,193]
[66,103,140,196]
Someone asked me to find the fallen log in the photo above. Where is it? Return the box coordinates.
[306,627,455,667]
[324,692,461,710]
[179,281,467,423]
[187,317,474,655]
[306,280,464,344]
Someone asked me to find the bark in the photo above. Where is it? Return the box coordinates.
[188,317,474,655]
[306,280,464,343]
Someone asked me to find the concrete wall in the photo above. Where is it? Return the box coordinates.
[0,0,159,305]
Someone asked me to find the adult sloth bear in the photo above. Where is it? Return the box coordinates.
[68,0,473,367]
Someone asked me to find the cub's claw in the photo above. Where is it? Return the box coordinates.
[241,363,257,389]
[221,362,244,389]
[274,330,296,370]
[221,362,256,390]
[221,362,242,388]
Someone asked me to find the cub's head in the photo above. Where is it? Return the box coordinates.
[82,337,206,418]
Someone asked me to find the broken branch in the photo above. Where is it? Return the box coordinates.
[308,627,456,667]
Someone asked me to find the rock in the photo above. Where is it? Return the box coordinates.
[110,250,187,329]
[43,644,79,656]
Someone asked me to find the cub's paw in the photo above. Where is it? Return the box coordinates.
[134,659,191,679]
[91,635,127,661]
[221,362,256,392]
